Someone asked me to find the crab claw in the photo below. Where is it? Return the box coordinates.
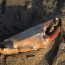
[44,17,61,42]
[48,26,60,42]
[0,18,61,54]
[44,19,54,30]
[37,19,54,34]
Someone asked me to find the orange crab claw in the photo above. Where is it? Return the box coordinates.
[41,19,54,34]
[44,19,54,31]
[43,19,54,25]
[48,26,60,42]
[0,18,61,54]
